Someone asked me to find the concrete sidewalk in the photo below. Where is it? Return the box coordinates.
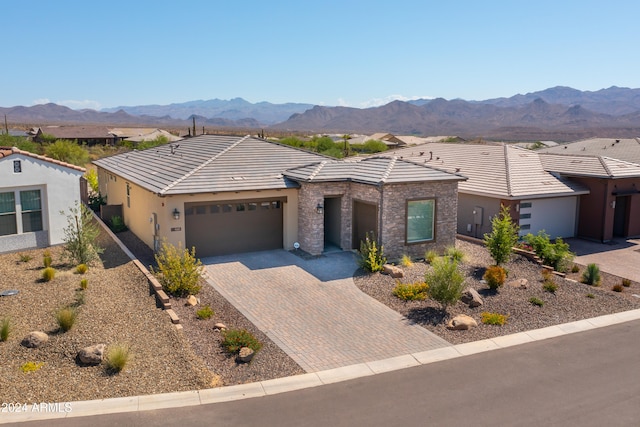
[201,250,450,372]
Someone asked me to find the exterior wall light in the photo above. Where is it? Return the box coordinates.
[172,208,180,220]
[316,203,324,214]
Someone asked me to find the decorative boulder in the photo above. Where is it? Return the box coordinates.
[383,264,404,278]
[460,288,483,307]
[507,278,528,289]
[446,315,478,330]
[214,323,227,331]
[236,346,255,363]
[77,344,106,365]
[21,331,49,348]
[186,295,198,306]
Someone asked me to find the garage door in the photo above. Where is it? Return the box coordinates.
[185,198,284,257]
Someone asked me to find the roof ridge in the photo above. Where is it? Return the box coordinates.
[159,135,250,194]
[379,156,397,183]
[308,160,328,181]
[597,156,613,177]
[503,145,513,197]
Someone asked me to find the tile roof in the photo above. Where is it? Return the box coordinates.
[387,143,588,199]
[284,156,466,185]
[540,137,640,165]
[0,146,86,172]
[38,126,114,139]
[540,153,640,178]
[93,135,329,195]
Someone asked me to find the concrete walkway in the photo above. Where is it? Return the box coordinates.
[566,237,640,282]
[201,250,450,372]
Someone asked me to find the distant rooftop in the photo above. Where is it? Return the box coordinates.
[540,137,640,165]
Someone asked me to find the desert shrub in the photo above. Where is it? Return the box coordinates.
[581,263,601,286]
[152,242,203,297]
[42,267,55,282]
[74,290,86,306]
[586,293,595,299]
[80,278,88,290]
[481,312,509,326]
[524,231,575,272]
[529,297,544,307]
[358,232,386,273]
[543,280,557,293]
[43,255,52,268]
[61,203,103,265]
[55,307,77,332]
[221,329,262,353]
[19,254,33,263]
[444,246,465,263]
[612,284,623,292]
[20,362,44,373]
[196,305,214,320]
[1,318,10,342]
[425,257,465,311]
[541,268,553,281]
[484,205,519,265]
[622,278,631,287]
[483,265,507,290]
[45,139,89,166]
[109,215,128,233]
[106,344,130,374]
[424,249,438,264]
[88,193,106,212]
[43,249,51,257]
[76,263,88,274]
[400,254,413,267]
[571,264,580,274]
[84,169,100,194]
[393,282,429,301]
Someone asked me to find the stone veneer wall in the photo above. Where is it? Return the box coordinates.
[297,180,459,259]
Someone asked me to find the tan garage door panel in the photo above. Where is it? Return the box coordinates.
[185,200,283,257]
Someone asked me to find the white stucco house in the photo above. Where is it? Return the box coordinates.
[0,147,85,253]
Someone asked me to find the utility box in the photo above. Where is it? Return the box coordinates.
[472,206,483,225]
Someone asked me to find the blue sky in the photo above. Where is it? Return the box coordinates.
[3,0,639,110]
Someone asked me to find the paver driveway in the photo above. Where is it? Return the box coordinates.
[566,237,640,283]
[202,250,449,372]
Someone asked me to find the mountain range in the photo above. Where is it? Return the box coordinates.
[3,86,640,141]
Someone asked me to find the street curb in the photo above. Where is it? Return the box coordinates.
[3,308,640,424]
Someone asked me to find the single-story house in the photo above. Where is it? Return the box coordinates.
[109,128,182,144]
[93,135,465,259]
[540,137,640,165]
[388,143,590,239]
[0,147,85,253]
[31,126,116,145]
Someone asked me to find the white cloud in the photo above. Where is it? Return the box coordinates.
[358,94,434,108]
[337,98,349,107]
[32,98,51,105]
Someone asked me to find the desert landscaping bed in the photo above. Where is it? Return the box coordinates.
[354,239,640,345]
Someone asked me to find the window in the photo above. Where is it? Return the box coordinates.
[520,213,531,219]
[406,199,435,243]
[520,202,532,209]
[126,183,131,208]
[520,224,531,230]
[20,190,42,232]
[0,192,17,236]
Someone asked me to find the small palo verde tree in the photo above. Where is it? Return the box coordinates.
[62,203,103,265]
[152,241,203,297]
[484,205,519,266]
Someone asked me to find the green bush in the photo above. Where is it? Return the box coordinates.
[481,312,509,326]
[484,205,519,266]
[622,278,631,287]
[363,139,388,153]
[581,263,601,286]
[84,169,100,194]
[44,139,89,166]
[152,242,203,297]
[55,307,77,332]
[106,344,130,374]
[483,265,507,290]
[19,253,33,263]
[80,278,88,290]
[571,264,580,274]
[221,329,262,353]
[196,305,214,320]
[529,297,544,307]
[543,280,557,293]
[400,254,413,267]
[612,284,623,292]
[42,267,55,282]
[424,249,438,264]
[524,231,575,272]
[586,293,595,299]
[358,232,386,273]
[76,263,88,274]
[43,255,52,268]
[444,246,465,263]
[109,215,128,233]
[393,282,429,301]
[425,257,465,311]
[1,318,10,342]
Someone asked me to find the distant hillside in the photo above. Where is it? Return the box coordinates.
[102,98,314,124]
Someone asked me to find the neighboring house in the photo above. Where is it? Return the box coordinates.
[388,143,590,240]
[0,147,85,253]
[540,137,640,165]
[93,135,465,259]
[109,128,182,144]
[32,126,116,145]
[540,153,640,241]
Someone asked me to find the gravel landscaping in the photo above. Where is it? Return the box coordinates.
[354,239,640,344]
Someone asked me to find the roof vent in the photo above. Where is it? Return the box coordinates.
[419,151,424,156]
[563,146,567,149]
[616,139,620,143]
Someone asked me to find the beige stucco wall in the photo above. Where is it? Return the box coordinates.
[456,193,502,239]
[97,167,299,252]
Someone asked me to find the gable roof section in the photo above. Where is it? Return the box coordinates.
[284,156,466,185]
[93,135,328,195]
[0,146,85,172]
[540,153,640,178]
[540,137,640,165]
[388,143,587,199]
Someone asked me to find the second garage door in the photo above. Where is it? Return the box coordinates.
[185,199,284,257]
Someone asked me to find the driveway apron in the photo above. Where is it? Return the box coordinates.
[566,238,640,283]
[202,250,449,372]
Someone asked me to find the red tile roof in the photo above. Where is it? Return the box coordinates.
[0,146,86,172]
